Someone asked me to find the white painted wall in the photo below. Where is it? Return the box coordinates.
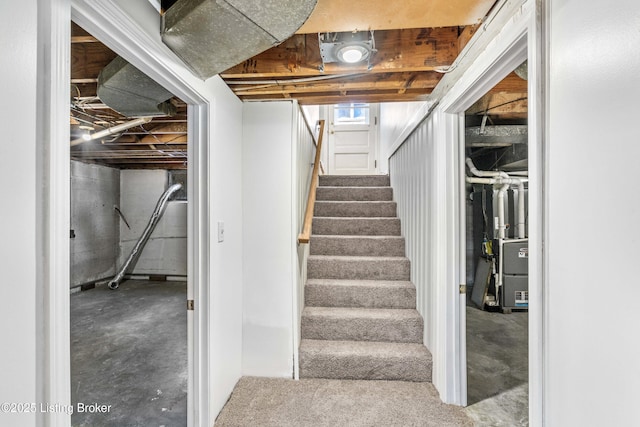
[207,77,244,417]
[379,101,431,174]
[390,115,438,350]
[388,108,460,402]
[0,1,39,425]
[242,101,296,377]
[70,161,120,286]
[119,170,187,276]
[545,1,640,425]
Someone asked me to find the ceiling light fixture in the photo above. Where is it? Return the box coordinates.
[318,31,376,71]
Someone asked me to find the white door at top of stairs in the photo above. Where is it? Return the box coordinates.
[327,103,379,175]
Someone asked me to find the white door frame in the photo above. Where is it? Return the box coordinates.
[325,103,380,174]
[43,1,212,425]
[435,1,544,424]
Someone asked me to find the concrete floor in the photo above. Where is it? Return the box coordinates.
[70,280,187,427]
[70,279,526,426]
[465,305,529,426]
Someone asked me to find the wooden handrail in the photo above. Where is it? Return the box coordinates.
[298,119,325,244]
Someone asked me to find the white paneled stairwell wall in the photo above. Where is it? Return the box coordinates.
[388,109,459,402]
[242,101,319,379]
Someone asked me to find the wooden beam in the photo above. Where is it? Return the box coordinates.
[221,28,459,78]
[466,92,528,117]
[241,90,432,105]
[228,72,441,97]
[71,35,99,43]
[458,24,480,52]
[487,72,528,93]
[71,42,117,80]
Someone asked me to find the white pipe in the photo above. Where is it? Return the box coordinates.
[466,157,509,179]
[466,175,528,239]
[70,116,152,146]
[517,181,526,239]
[496,183,509,239]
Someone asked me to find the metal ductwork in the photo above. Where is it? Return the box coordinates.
[97,56,176,118]
[465,125,528,147]
[161,0,318,79]
[108,183,183,290]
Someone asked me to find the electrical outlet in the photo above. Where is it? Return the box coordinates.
[217,221,224,242]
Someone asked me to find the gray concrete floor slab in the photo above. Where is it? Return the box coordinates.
[70,280,187,427]
[465,306,529,426]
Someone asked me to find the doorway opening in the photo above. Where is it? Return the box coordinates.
[69,21,189,426]
[463,63,529,426]
[324,103,379,175]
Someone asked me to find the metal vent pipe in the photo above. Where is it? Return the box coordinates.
[108,183,183,290]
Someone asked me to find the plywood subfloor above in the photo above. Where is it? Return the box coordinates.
[297,0,498,33]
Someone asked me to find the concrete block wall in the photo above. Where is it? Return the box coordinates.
[70,160,120,287]
[119,169,187,277]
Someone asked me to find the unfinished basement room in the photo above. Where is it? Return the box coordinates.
[69,21,190,426]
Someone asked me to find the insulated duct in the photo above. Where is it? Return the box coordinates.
[70,117,152,146]
[97,56,176,118]
[108,184,183,290]
[465,125,528,147]
[161,0,318,79]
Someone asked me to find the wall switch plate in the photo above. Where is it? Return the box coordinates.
[217,221,224,242]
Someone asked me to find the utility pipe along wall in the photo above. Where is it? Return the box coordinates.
[108,183,182,289]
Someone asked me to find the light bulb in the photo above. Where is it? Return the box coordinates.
[341,48,364,63]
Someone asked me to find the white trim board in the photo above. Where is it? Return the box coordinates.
[43,1,219,425]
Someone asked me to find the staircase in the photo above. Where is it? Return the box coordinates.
[299,175,432,382]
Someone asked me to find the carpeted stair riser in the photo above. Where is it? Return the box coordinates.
[299,339,432,382]
[301,307,423,343]
[314,201,397,217]
[307,256,410,281]
[310,235,405,257]
[305,279,416,309]
[301,174,432,383]
[316,186,393,201]
[319,175,390,187]
[312,217,401,236]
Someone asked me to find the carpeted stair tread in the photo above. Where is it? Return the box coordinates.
[319,175,390,187]
[314,201,397,217]
[312,217,401,236]
[316,186,393,201]
[301,174,432,383]
[299,339,432,382]
[301,307,423,343]
[305,279,416,309]
[307,255,410,281]
[310,235,405,257]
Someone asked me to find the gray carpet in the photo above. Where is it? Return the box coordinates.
[300,175,432,382]
[214,377,473,427]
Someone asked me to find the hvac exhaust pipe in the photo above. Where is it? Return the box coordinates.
[108,183,183,290]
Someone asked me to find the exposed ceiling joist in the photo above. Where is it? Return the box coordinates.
[221,28,460,78]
